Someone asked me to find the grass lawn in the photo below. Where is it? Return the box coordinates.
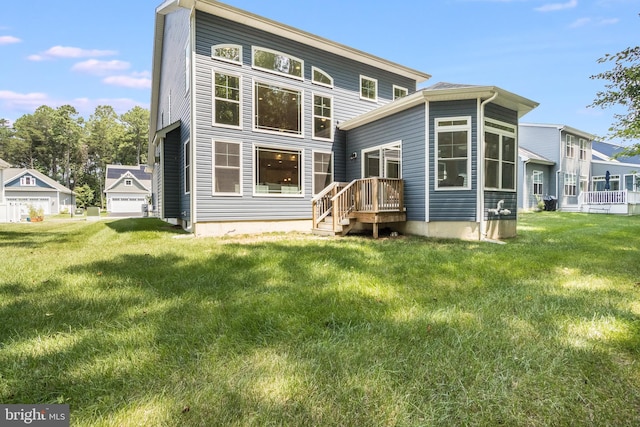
[1,212,639,426]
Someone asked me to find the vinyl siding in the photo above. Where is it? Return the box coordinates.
[345,104,426,221]
[157,9,192,220]
[192,11,417,222]
[429,100,478,222]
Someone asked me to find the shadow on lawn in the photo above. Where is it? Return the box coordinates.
[1,219,639,425]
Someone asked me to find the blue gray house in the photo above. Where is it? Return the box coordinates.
[2,168,75,218]
[148,0,538,240]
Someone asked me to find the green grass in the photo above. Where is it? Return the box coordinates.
[1,213,639,426]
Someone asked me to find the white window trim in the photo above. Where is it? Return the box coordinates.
[312,66,334,88]
[361,141,403,179]
[252,46,304,80]
[20,176,36,186]
[565,134,575,158]
[212,139,243,196]
[393,85,408,100]
[312,92,334,142]
[360,75,378,102]
[532,170,543,195]
[564,172,577,196]
[252,143,305,197]
[484,117,517,192]
[124,179,133,187]
[212,69,243,130]
[579,138,588,161]
[211,43,243,65]
[252,79,304,139]
[184,139,191,195]
[434,116,472,191]
[312,150,334,195]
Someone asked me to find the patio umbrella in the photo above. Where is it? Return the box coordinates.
[605,170,611,190]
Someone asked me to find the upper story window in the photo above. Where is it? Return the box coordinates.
[312,67,333,88]
[124,179,133,186]
[254,81,302,136]
[485,119,517,191]
[393,85,408,100]
[212,44,243,65]
[360,75,378,102]
[252,47,303,80]
[313,94,333,141]
[565,134,576,158]
[435,117,471,189]
[213,71,241,128]
[20,176,36,186]
[579,138,588,160]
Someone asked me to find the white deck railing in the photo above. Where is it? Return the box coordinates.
[582,190,627,205]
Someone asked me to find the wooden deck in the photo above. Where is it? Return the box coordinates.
[312,178,406,238]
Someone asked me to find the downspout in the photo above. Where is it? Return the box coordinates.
[188,3,196,233]
[478,91,498,240]
[523,159,530,210]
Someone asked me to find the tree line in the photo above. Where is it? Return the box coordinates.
[0,105,149,208]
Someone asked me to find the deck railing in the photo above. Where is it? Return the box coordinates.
[312,178,404,231]
[582,190,627,205]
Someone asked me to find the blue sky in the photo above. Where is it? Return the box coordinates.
[0,0,637,142]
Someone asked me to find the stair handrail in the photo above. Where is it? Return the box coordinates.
[312,182,347,229]
[330,179,358,229]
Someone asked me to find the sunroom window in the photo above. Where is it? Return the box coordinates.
[213,72,241,127]
[484,119,516,191]
[213,141,241,194]
[254,82,302,136]
[255,147,302,195]
[360,75,378,102]
[435,117,470,189]
[252,47,303,79]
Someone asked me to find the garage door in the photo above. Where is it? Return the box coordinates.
[6,197,51,215]
[109,196,147,213]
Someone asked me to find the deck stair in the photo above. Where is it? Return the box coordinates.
[312,178,406,238]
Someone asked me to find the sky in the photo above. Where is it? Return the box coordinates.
[0,0,638,143]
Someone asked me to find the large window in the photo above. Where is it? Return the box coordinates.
[313,151,333,194]
[593,174,620,191]
[252,47,303,80]
[436,117,470,189]
[255,147,302,195]
[363,143,401,179]
[485,119,516,191]
[213,72,241,128]
[213,141,241,195]
[565,134,575,158]
[532,170,543,195]
[313,94,333,140]
[254,82,302,136]
[360,75,378,102]
[564,173,576,196]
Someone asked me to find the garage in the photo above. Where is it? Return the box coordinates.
[108,194,147,213]
[6,197,51,216]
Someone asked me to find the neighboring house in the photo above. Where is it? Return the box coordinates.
[148,0,538,240]
[104,164,152,214]
[519,123,595,212]
[3,168,75,217]
[0,158,20,223]
[518,147,555,211]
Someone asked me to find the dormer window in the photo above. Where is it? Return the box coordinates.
[20,176,36,186]
[212,44,243,65]
[252,47,303,80]
[124,179,133,186]
[312,67,333,88]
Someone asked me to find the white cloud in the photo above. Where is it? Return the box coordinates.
[0,36,21,45]
[73,97,149,116]
[570,17,592,27]
[71,59,130,75]
[0,90,51,113]
[28,45,117,61]
[103,75,152,89]
[598,18,619,25]
[535,0,578,12]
